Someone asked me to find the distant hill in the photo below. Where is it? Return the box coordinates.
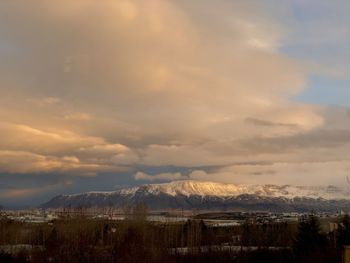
[41,180,350,212]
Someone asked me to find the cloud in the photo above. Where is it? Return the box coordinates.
[78,144,139,166]
[63,113,94,121]
[0,1,349,206]
[188,160,350,186]
[0,122,105,154]
[0,179,74,205]
[0,150,121,176]
[245,117,299,128]
[0,120,139,174]
[26,97,62,106]
[0,1,318,174]
[133,158,350,186]
[134,171,187,182]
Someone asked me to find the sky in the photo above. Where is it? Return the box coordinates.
[1,0,350,207]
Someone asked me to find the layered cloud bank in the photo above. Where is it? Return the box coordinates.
[0,1,349,204]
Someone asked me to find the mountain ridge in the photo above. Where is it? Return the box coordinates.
[41,180,350,212]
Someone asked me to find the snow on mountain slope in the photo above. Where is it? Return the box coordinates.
[137,180,350,200]
[63,180,350,200]
[42,180,350,211]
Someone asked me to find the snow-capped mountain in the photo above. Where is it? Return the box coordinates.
[115,180,350,199]
[41,180,350,212]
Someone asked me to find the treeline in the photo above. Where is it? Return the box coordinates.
[0,208,350,262]
[292,215,350,263]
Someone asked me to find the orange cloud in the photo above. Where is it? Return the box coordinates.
[0,0,346,187]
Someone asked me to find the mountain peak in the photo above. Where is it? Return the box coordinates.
[140,180,241,197]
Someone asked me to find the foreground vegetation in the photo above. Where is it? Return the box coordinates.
[1,208,350,262]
